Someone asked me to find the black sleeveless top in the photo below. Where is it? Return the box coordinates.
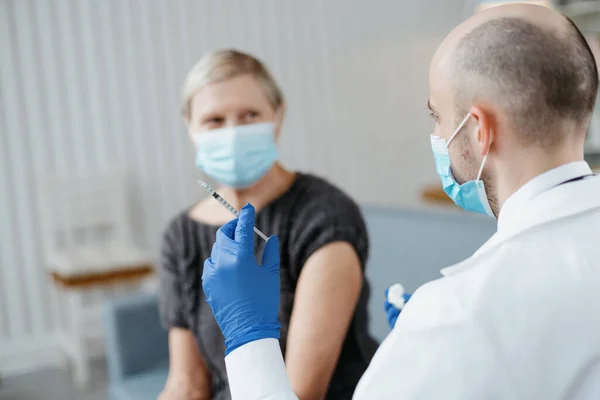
[158,173,378,399]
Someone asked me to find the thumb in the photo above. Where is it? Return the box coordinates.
[261,236,280,269]
[235,203,256,250]
[217,218,238,243]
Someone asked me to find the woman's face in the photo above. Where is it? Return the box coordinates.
[188,74,282,136]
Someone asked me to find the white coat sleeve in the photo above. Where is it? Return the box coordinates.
[225,338,298,400]
[353,281,517,399]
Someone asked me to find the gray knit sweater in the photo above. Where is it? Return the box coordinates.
[158,173,378,399]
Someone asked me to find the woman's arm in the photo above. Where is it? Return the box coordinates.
[158,216,211,399]
[158,327,212,400]
[285,241,363,400]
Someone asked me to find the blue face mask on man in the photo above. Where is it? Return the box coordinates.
[430,113,494,217]
[193,122,279,189]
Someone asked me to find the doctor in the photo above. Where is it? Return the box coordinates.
[201,4,600,399]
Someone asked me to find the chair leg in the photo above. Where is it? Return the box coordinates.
[73,342,91,389]
[68,289,91,390]
[51,285,71,371]
[49,280,60,330]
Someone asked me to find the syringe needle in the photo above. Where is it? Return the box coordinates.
[253,226,269,241]
[192,177,269,241]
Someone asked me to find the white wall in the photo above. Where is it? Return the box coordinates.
[0,0,466,375]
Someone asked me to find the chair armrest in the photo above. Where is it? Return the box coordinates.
[104,293,169,382]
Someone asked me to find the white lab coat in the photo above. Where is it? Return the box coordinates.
[225,161,600,400]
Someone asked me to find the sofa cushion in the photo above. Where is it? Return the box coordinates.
[361,206,496,341]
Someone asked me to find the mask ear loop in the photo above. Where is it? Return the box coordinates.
[447,113,472,146]
[476,128,493,181]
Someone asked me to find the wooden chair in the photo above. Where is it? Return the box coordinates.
[36,169,154,389]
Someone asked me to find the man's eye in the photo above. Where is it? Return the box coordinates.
[429,112,439,122]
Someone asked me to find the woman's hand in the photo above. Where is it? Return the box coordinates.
[157,386,208,400]
[157,387,186,400]
[158,374,211,400]
[158,328,211,400]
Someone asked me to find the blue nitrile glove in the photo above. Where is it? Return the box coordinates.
[202,204,281,356]
[384,284,412,329]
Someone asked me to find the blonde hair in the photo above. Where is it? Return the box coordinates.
[181,49,284,119]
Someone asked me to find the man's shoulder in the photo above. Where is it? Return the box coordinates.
[449,211,600,282]
[436,230,600,323]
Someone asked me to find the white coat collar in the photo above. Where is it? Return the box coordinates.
[496,161,593,233]
[441,161,598,277]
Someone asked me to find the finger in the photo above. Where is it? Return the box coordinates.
[386,306,397,320]
[386,308,398,329]
[217,218,238,244]
[384,300,394,312]
[209,239,220,264]
[235,203,256,250]
[201,258,215,295]
[261,235,280,268]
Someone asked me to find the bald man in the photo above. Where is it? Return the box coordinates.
[200,4,600,399]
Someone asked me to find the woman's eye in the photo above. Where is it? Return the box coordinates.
[429,111,438,122]
[204,117,224,126]
[245,111,259,120]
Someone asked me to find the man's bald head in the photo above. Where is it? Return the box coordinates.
[450,6,598,146]
[427,4,599,216]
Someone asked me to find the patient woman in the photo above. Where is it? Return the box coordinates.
[158,49,377,400]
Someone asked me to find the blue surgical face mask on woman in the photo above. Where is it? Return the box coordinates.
[430,113,494,217]
[193,121,279,189]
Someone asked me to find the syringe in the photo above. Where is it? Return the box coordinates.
[194,179,269,242]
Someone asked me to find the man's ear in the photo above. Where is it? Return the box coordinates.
[469,105,495,156]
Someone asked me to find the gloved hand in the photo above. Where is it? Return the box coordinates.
[202,204,281,356]
[384,283,412,329]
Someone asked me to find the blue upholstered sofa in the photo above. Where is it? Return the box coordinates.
[104,294,169,400]
[104,205,496,400]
